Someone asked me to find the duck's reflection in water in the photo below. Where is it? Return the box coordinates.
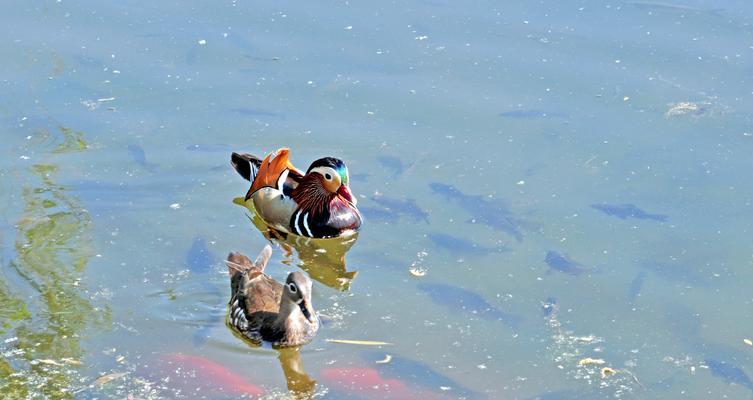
[277,347,317,398]
[234,197,359,291]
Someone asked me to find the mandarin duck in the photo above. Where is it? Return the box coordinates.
[226,245,319,347]
[231,148,361,238]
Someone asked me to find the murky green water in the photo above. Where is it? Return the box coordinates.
[2,1,753,399]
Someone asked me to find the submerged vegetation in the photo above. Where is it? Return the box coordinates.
[0,128,110,398]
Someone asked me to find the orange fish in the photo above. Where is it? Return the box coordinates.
[160,353,264,398]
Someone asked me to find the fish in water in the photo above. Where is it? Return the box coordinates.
[417,282,523,328]
[229,107,282,118]
[627,271,646,304]
[429,182,524,241]
[127,144,158,172]
[361,352,481,399]
[498,109,563,119]
[186,237,214,273]
[360,206,400,223]
[639,261,709,287]
[590,203,668,222]
[158,353,264,397]
[544,251,591,276]
[377,155,413,177]
[427,233,508,256]
[370,195,429,223]
[191,280,225,347]
[185,143,233,152]
[704,359,753,392]
[320,367,415,399]
[349,250,404,271]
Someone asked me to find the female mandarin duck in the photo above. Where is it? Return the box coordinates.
[226,245,319,346]
[231,148,362,238]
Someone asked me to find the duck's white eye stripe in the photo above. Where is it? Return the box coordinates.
[288,283,297,292]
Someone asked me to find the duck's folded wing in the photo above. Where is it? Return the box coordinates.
[247,148,305,198]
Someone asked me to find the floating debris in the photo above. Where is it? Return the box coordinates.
[745,338,753,346]
[375,354,393,364]
[543,297,641,394]
[665,101,713,118]
[578,357,606,366]
[36,359,65,367]
[409,267,427,277]
[326,339,392,346]
[95,372,128,386]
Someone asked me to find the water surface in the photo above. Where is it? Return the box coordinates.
[2,1,753,398]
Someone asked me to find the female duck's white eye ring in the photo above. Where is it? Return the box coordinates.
[288,283,297,293]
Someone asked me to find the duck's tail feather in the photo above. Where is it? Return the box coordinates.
[225,245,274,277]
[231,152,262,182]
[225,252,255,276]
[253,244,273,270]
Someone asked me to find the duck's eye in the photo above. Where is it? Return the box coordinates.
[324,173,332,180]
[288,283,297,293]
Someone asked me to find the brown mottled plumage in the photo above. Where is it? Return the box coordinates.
[226,245,319,347]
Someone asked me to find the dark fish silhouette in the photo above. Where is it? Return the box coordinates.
[639,261,708,287]
[229,107,281,118]
[127,145,158,172]
[186,237,214,273]
[70,180,174,217]
[192,281,225,347]
[377,156,412,177]
[590,203,668,222]
[704,359,753,392]
[418,282,523,328]
[627,271,646,304]
[429,183,524,241]
[427,233,508,256]
[498,109,563,119]
[360,206,400,223]
[545,251,590,276]
[349,250,404,271]
[370,195,429,223]
[185,144,233,152]
[361,352,481,399]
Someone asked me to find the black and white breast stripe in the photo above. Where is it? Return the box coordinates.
[291,209,314,237]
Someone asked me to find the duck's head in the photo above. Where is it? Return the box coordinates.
[283,271,317,323]
[305,157,356,206]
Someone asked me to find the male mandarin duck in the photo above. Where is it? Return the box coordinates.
[231,148,362,238]
[226,245,319,346]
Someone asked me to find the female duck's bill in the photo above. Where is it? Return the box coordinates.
[230,148,362,238]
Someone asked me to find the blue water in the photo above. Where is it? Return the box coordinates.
[2,1,753,398]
